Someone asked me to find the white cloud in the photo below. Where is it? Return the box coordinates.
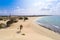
[0,0,60,15]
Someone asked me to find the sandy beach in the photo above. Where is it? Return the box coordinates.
[0,17,60,40]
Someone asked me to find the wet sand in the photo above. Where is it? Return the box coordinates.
[0,17,60,40]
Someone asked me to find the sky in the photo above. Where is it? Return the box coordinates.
[0,0,60,15]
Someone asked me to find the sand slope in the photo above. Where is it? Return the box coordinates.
[0,17,60,40]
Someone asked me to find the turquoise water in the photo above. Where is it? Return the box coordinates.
[36,16,60,33]
[36,16,60,28]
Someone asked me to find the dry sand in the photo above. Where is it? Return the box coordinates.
[0,17,60,40]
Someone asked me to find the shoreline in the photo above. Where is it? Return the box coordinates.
[35,17,60,34]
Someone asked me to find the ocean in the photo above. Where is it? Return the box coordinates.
[36,16,60,34]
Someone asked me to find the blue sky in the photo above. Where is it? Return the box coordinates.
[0,0,60,15]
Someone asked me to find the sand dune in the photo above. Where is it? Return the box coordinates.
[0,17,60,40]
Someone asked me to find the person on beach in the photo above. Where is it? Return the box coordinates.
[20,25,23,32]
